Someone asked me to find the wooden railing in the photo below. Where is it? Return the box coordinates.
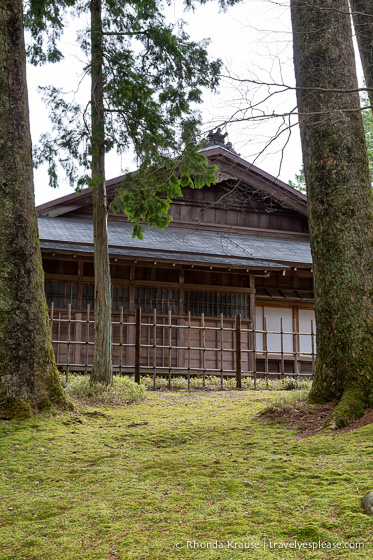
[49,303,316,386]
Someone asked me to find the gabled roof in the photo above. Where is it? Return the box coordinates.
[38,216,312,268]
[201,146,307,215]
[37,148,312,269]
[36,146,308,218]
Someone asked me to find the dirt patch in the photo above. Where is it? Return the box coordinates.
[82,410,108,418]
[261,403,373,438]
[339,408,373,433]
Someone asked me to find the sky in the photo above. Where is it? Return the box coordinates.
[27,0,304,206]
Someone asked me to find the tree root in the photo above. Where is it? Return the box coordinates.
[325,386,371,428]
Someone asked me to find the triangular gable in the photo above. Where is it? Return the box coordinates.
[37,146,308,219]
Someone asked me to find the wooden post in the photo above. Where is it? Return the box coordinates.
[153,309,157,390]
[66,303,71,382]
[253,320,257,390]
[293,318,299,379]
[134,307,141,384]
[86,304,91,375]
[188,312,191,392]
[235,313,242,389]
[50,300,54,347]
[187,311,191,389]
[280,317,285,379]
[178,268,185,370]
[119,306,123,376]
[75,312,82,368]
[201,312,206,387]
[264,316,268,387]
[249,274,256,379]
[128,270,135,368]
[57,311,61,366]
[168,309,172,389]
[311,319,315,377]
[220,313,224,389]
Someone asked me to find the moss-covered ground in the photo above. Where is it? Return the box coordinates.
[0,389,372,559]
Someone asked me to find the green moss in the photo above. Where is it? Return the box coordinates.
[327,386,370,428]
[0,386,33,419]
[40,364,73,412]
[0,390,372,559]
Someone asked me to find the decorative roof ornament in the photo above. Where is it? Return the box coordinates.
[204,128,240,155]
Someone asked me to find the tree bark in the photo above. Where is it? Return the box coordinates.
[290,0,373,426]
[0,0,69,417]
[350,0,373,110]
[90,0,112,385]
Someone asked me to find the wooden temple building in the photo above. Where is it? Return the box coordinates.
[37,133,315,378]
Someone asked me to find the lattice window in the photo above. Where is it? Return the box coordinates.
[82,283,129,311]
[112,285,129,311]
[135,288,179,314]
[184,291,249,318]
[45,281,77,308]
[82,283,94,310]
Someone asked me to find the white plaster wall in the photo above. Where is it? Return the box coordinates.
[255,307,293,353]
[256,306,315,355]
[298,309,316,355]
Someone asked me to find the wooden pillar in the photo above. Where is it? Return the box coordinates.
[128,265,136,369]
[249,274,256,377]
[235,313,242,388]
[178,268,185,369]
[134,307,141,384]
[75,312,82,367]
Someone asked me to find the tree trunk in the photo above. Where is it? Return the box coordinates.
[350,0,373,110]
[90,0,112,385]
[290,0,373,426]
[0,0,69,417]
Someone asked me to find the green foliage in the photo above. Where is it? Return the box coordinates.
[259,388,310,415]
[289,166,306,193]
[24,0,77,64]
[63,374,146,404]
[141,374,312,392]
[27,0,230,236]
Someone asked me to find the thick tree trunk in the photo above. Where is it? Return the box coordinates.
[90,0,112,385]
[350,0,373,110]
[291,0,373,426]
[0,0,69,417]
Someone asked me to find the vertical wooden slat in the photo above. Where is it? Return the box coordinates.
[57,311,61,366]
[153,309,157,390]
[168,309,172,389]
[253,319,257,389]
[75,312,82,367]
[249,274,256,378]
[86,304,90,375]
[66,303,71,382]
[134,306,141,384]
[293,318,299,379]
[201,312,206,388]
[220,313,224,389]
[235,313,242,389]
[147,315,151,368]
[264,315,268,386]
[280,317,285,379]
[311,319,315,377]
[119,306,123,376]
[162,316,165,370]
[187,311,191,389]
[50,301,54,348]
[188,312,191,392]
